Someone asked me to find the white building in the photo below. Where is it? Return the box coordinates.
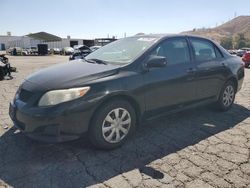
[0,32,116,51]
[0,32,95,50]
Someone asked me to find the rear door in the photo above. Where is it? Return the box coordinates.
[143,37,196,117]
[188,37,228,101]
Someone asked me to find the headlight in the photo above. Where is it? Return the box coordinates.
[38,86,90,107]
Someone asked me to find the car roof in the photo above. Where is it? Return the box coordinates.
[129,34,231,57]
[130,34,213,41]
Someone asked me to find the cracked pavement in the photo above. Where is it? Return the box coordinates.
[0,56,250,188]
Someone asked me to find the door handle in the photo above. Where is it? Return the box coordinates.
[186,68,196,74]
[221,62,227,67]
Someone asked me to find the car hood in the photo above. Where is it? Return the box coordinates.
[25,60,120,90]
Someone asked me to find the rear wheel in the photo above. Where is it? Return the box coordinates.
[216,81,236,111]
[89,99,136,149]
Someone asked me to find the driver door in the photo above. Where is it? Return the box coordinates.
[143,37,196,117]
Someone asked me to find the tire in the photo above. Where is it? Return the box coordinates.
[0,67,5,80]
[89,99,136,149]
[10,67,17,72]
[215,81,236,111]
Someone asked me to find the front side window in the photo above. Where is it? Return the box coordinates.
[190,38,217,61]
[150,38,190,65]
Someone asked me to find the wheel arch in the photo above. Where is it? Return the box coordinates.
[227,76,238,91]
[89,93,142,130]
[216,75,238,101]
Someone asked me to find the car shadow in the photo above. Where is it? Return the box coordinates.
[0,104,249,187]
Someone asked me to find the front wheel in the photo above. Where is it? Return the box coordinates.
[89,100,136,149]
[216,81,236,111]
[0,67,5,80]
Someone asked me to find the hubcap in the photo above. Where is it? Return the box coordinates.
[222,85,234,107]
[102,108,131,143]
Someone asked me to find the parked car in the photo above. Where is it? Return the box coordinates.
[61,47,74,55]
[6,48,14,55]
[30,47,38,55]
[237,48,250,57]
[73,45,87,50]
[74,45,92,52]
[9,34,244,149]
[69,50,91,60]
[0,54,17,80]
[242,52,250,68]
[90,46,101,52]
[228,49,237,55]
[236,49,245,57]
[21,48,30,56]
[69,45,92,60]
[50,48,61,55]
[241,47,250,52]
[7,47,22,56]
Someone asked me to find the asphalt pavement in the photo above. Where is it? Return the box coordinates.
[0,55,249,188]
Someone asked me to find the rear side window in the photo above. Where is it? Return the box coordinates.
[214,46,223,58]
[151,38,190,65]
[190,38,217,61]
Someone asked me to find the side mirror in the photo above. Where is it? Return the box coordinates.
[145,55,167,68]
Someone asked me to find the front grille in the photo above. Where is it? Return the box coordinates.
[19,89,34,102]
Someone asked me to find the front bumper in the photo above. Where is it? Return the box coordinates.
[9,98,96,143]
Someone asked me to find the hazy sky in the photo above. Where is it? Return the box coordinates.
[0,0,249,39]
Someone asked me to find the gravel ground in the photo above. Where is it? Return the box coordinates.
[0,56,249,188]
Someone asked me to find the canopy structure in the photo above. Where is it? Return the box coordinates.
[26,32,62,42]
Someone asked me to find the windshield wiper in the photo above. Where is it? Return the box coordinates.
[84,58,108,65]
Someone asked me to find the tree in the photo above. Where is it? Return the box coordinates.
[220,37,233,49]
[238,40,246,49]
[234,33,250,49]
[246,40,250,48]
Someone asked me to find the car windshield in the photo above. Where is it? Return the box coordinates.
[85,36,159,65]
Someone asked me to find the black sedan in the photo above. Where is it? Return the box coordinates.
[9,34,244,149]
[69,45,92,60]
